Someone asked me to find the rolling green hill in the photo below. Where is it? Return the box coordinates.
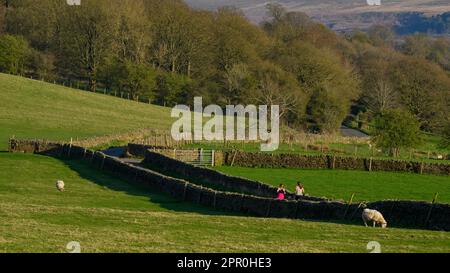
[0,73,174,150]
[1,74,450,253]
[1,153,450,253]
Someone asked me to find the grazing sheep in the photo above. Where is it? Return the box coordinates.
[437,155,443,160]
[56,180,65,192]
[362,209,387,228]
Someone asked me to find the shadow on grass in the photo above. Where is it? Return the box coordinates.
[141,161,243,194]
[59,157,438,232]
[61,158,240,217]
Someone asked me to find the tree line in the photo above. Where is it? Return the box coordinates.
[0,0,449,136]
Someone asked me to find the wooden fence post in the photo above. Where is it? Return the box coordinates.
[343,193,355,219]
[294,201,300,219]
[231,151,237,167]
[425,193,439,226]
[266,200,272,217]
[182,182,188,201]
[68,138,73,157]
[197,186,203,204]
[239,193,245,211]
[101,154,105,170]
[350,202,365,219]
[7,137,12,152]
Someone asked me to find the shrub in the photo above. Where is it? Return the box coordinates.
[439,123,450,149]
[372,109,422,157]
[0,34,31,75]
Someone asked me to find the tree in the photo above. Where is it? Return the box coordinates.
[439,123,450,149]
[428,38,450,71]
[150,0,211,78]
[212,7,265,71]
[401,34,432,59]
[356,51,399,114]
[367,78,397,113]
[0,34,31,75]
[0,0,6,34]
[389,56,450,131]
[367,25,395,47]
[253,61,306,125]
[270,42,360,132]
[308,86,349,133]
[116,0,152,64]
[372,109,422,157]
[155,72,194,107]
[56,0,120,91]
[222,63,254,105]
[101,58,157,101]
[28,49,56,80]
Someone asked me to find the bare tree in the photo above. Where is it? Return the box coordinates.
[367,78,397,113]
[223,63,250,105]
[255,74,299,120]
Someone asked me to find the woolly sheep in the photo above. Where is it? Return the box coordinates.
[56,180,65,192]
[362,209,387,228]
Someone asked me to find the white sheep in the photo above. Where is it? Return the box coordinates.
[362,209,387,228]
[56,180,65,192]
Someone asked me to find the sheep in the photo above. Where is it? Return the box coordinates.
[362,209,387,228]
[56,180,65,192]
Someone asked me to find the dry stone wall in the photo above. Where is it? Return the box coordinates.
[7,139,450,231]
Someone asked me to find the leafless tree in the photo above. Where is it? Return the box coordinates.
[255,74,299,120]
[367,78,397,113]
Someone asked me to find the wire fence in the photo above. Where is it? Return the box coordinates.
[30,76,155,105]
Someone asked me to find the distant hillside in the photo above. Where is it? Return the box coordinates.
[186,0,450,32]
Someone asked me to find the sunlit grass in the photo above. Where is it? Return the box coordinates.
[215,166,450,203]
[1,153,450,253]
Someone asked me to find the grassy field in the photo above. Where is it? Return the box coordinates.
[1,73,450,253]
[183,138,450,163]
[215,166,450,203]
[0,73,174,151]
[1,153,450,253]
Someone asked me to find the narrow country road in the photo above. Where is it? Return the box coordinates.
[340,126,369,138]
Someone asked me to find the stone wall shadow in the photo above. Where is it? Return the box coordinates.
[61,158,240,217]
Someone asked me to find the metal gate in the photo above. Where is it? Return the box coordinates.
[174,149,215,167]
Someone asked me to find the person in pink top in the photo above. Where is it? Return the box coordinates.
[277,184,286,200]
